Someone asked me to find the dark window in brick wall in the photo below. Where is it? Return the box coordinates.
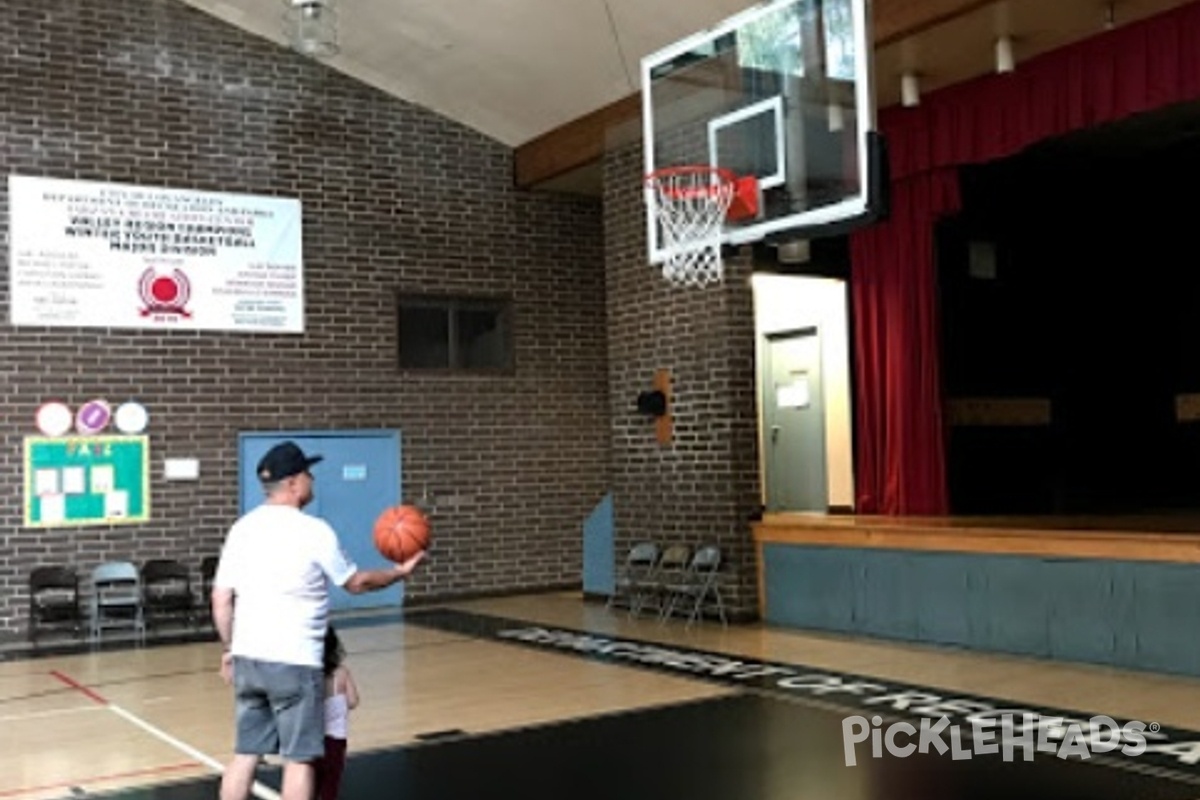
[398,295,513,371]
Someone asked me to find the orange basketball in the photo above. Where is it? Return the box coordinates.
[373,504,430,562]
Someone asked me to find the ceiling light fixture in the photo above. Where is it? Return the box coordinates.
[996,36,1015,74]
[901,72,921,108]
[284,0,339,59]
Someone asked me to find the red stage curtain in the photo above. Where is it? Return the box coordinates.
[850,170,959,514]
[850,0,1200,514]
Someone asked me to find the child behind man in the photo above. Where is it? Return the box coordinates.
[314,626,359,800]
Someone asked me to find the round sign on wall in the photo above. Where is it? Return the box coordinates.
[75,399,112,435]
[114,401,149,434]
[36,402,73,437]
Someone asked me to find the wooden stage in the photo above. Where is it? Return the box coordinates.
[752,512,1200,565]
[750,513,1200,677]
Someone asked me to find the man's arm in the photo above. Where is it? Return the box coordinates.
[212,586,235,649]
[342,551,425,594]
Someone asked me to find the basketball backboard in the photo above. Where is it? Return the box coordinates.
[642,0,885,269]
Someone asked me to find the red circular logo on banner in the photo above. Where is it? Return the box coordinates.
[151,276,180,303]
[139,269,192,318]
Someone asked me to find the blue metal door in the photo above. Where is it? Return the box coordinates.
[238,430,403,611]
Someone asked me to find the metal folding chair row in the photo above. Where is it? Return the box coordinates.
[608,542,727,627]
[28,556,217,647]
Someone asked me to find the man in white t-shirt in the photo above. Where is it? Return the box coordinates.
[212,440,424,800]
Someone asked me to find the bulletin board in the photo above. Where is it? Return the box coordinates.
[24,435,150,527]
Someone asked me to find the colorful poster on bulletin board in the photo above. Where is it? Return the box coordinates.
[24,435,150,527]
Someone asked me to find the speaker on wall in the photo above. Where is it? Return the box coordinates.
[636,389,668,417]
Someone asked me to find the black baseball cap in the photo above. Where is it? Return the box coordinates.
[257,441,323,482]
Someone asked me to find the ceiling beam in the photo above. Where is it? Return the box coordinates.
[513,94,642,190]
[874,0,994,45]
[513,0,993,188]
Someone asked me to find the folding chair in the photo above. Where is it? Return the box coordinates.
[90,561,145,645]
[607,542,660,616]
[647,543,691,620]
[28,566,84,645]
[141,559,196,631]
[200,555,219,628]
[661,545,727,628]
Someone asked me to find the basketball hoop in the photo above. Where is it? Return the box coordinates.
[646,166,737,288]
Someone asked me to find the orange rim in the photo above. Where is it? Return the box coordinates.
[645,166,737,200]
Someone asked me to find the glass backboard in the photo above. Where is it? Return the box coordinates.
[642,0,884,266]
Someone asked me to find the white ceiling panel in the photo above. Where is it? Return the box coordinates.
[182,0,1198,150]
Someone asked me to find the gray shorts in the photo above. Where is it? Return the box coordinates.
[232,657,325,762]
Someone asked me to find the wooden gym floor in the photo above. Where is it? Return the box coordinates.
[5,592,1200,799]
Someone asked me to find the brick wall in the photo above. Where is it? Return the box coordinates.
[603,144,761,619]
[0,0,609,635]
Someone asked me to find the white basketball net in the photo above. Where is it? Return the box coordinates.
[647,168,735,288]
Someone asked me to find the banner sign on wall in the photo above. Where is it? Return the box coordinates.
[24,435,150,527]
[8,175,304,332]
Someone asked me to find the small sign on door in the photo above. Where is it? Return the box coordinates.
[342,464,368,481]
[777,377,811,409]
